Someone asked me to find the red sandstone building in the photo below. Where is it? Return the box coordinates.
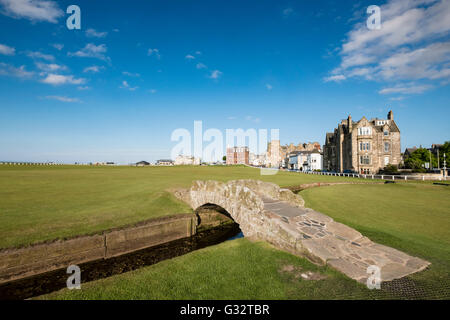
[226,147,249,165]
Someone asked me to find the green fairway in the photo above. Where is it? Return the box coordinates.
[39,182,450,300]
[0,165,358,249]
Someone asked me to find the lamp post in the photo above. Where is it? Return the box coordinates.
[444,153,447,180]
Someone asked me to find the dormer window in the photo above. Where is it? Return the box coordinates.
[358,127,372,135]
[384,130,389,136]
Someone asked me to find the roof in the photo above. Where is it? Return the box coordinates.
[404,147,418,155]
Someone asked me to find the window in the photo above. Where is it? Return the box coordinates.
[358,127,372,135]
[384,130,389,136]
[384,156,389,166]
[384,142,390,152]
[359,142,370,151]
[360,155,370,165]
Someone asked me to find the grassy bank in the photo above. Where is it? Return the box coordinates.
[40,183,449,300]
[0,165,359,248]
[39,238,394,300]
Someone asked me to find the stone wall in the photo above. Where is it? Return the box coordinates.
[0,214,197,284]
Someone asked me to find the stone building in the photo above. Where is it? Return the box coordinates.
[226,146,249,165]
[174,155,201,165]
[267,140,321,168]
[156,159,174,166]
[323,110,401,174]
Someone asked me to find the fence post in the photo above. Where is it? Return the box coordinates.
[405,176,407,181]
[422,176,425,181]
[393,175,395,181]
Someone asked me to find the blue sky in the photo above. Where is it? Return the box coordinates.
[0,0,449,163]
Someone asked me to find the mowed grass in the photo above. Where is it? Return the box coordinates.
[0,165,357,249]
[302,183,450,299]
[41,183,450,300]
[39,238,395,300]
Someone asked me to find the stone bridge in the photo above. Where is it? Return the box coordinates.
[174,179,430,284]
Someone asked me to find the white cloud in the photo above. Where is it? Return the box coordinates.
[51,43,63,51]
[148,89,157,94]
[148,48,161,59]
[27,51,54,61]
[85,28,108,38]
[41,73,85,85]
[77,86,90,90]
[36,62,66,72]
[209,69,222,79]
[245,115,261,123]
[83,65,103,73]
[0,62,33,78]
[196,62,207,69]
[68,43,109,61]
[122,71,140,77]
[323,74,346,82]
[326,0,450,93]
[377,41,450,80]
[389,96,406,101]
[265,83,273,90]
[120,80,138,91]
[378,84,433,95]
[0,0,63,23]
[185,54,195,60]
[0,43,15,55]
[45,95,80,103]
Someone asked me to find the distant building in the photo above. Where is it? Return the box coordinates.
[306,151,323,171]
[267,140,281,168]
[267,140,321,168]
[403,147,418,159]
[226,146,249,165]
[249,153,266,166]
[135,161,150,166]
[287,150,322,171]
[323,110,401,174]
[429,144,443,157]
[156,159,174,166]
[174,155,201,165]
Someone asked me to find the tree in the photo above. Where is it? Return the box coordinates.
[384,164,398,174]
[404,147,437,170]
[222,156,226,161]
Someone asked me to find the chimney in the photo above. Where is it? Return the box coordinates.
[387,110,393,120]
[348,115,352,133]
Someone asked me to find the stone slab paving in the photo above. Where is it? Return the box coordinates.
[262,197,430,284]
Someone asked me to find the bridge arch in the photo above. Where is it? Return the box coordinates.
[188,180,265,237]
